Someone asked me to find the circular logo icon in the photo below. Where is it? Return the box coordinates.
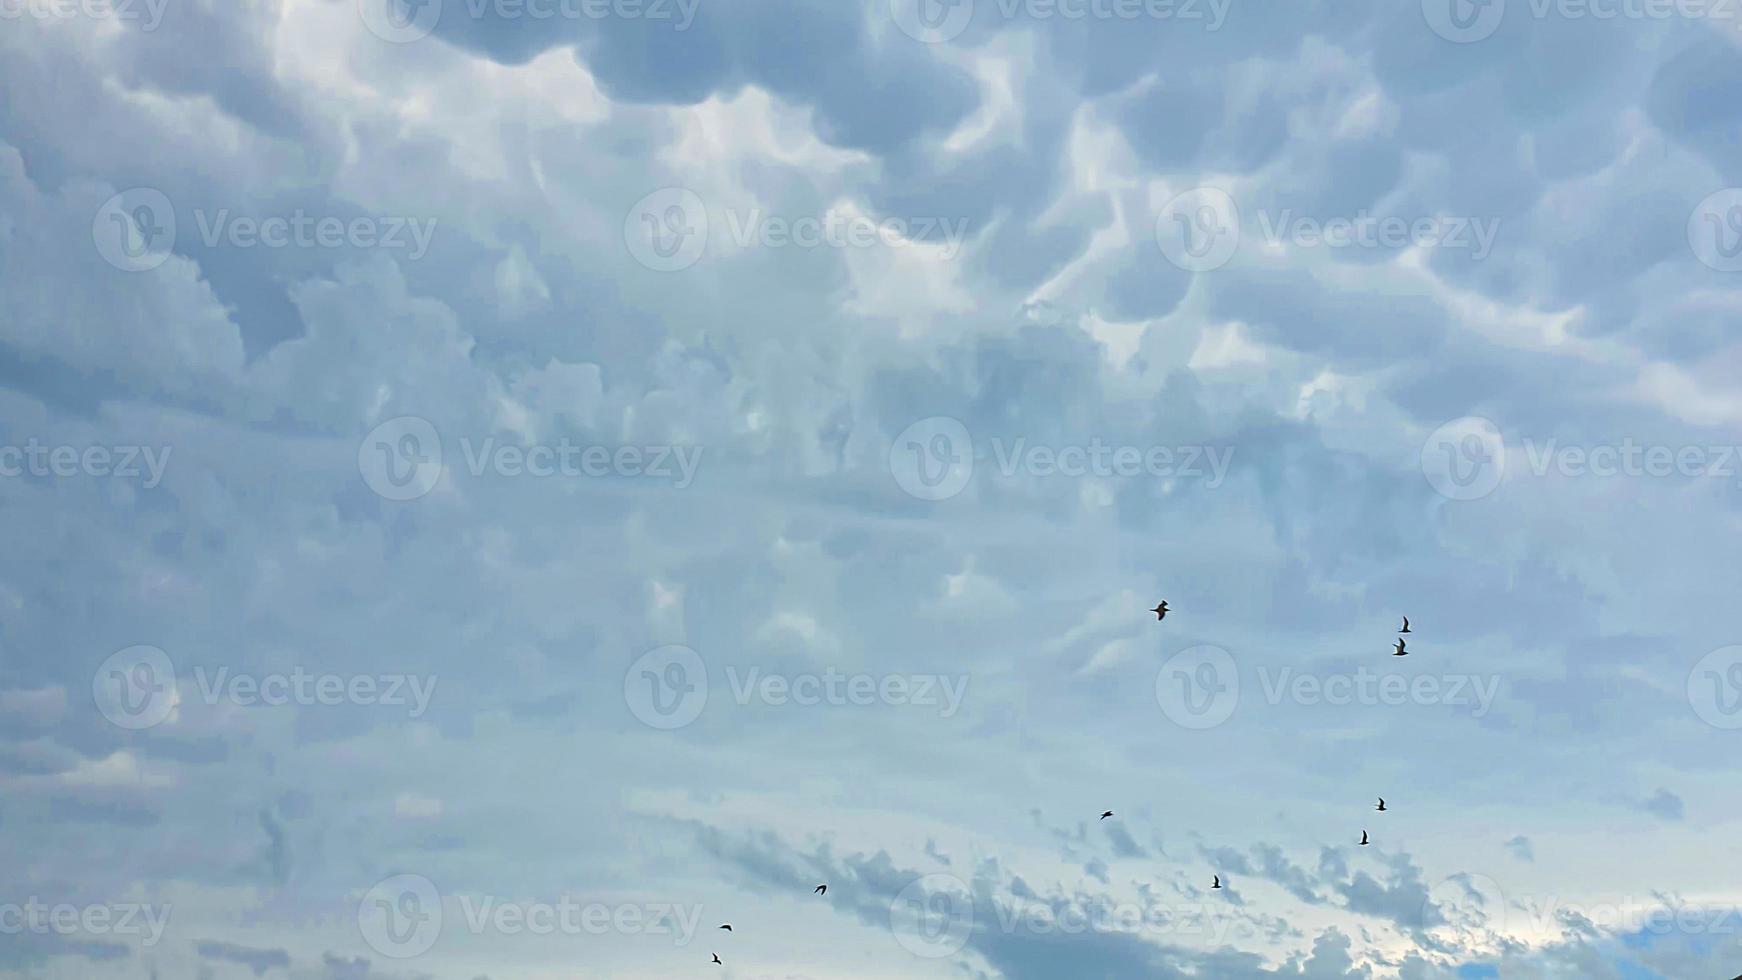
[359,416,443,502]
[1155,644,1239,729]
[359,874,443,958]
[1421,872,1507,936]
[358,0,441,43]
[1689,189,1742,273]
[1689,645,1742,730]
[1421,0,1505,42]
[889,417,973,502]
[624,645,708,730]
[1420,416,1505,501]
[624,188,708,272]
[1155,187,1240,273]
[889,873,973,959]
[890,0,974,43]
[92,645,178,730]
[93,188,176,272]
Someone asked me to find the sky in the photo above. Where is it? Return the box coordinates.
[2,0,1742,977]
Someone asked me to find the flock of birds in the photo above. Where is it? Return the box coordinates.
[707,604,1416,966]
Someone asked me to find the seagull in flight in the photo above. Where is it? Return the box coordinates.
[1359,830,1370,846]
[1150,601,1169,621]
[711,954,722,965]
[1392,638,1408,657]
[1211,875,1222,889]
[814,884,827,896]
[1399,616,1411,634]
[718,924,732,931]
[1376,798,1387,812]
[1100,810,1114,820]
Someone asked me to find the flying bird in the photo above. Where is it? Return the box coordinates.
[1399,616,1411,634]
[1150,602,1169,621]
[1376,798,1387,812]
[711,954,722,965]
[1392,638,1408,657]
[1211,875,1222,889]
[718,924,731,931]
[1359,831,1370,846]
[1100,810,1114,820]
[814,884,827,896]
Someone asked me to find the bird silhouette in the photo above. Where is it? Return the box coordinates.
[718,924,732,931]
[1359,831,1370,846]
[711,954,722,965]
[814,884,827,895]
[1399,616,1411,634]
[1100,810,1114,820]
[1376,798,1387,812]
[1392,638,1408,656]
[1211,875,1222,889]
[1151,602,1169,621]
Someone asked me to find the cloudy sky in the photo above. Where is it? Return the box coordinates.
[3,0,1742,976]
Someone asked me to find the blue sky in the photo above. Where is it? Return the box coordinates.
[2,0,1742,977]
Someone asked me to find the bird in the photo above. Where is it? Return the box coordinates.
[711,954,722,965]
[1359,830,1370,846]
[1399,616,1411,634]
[718,924,732,931]
[1392,638,1408,656]
[1375,797,1387,812]
[1211,875,1222,889]
[1150,602,1169,621]
[814,884,827,896]
[1100,810,1114,820]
